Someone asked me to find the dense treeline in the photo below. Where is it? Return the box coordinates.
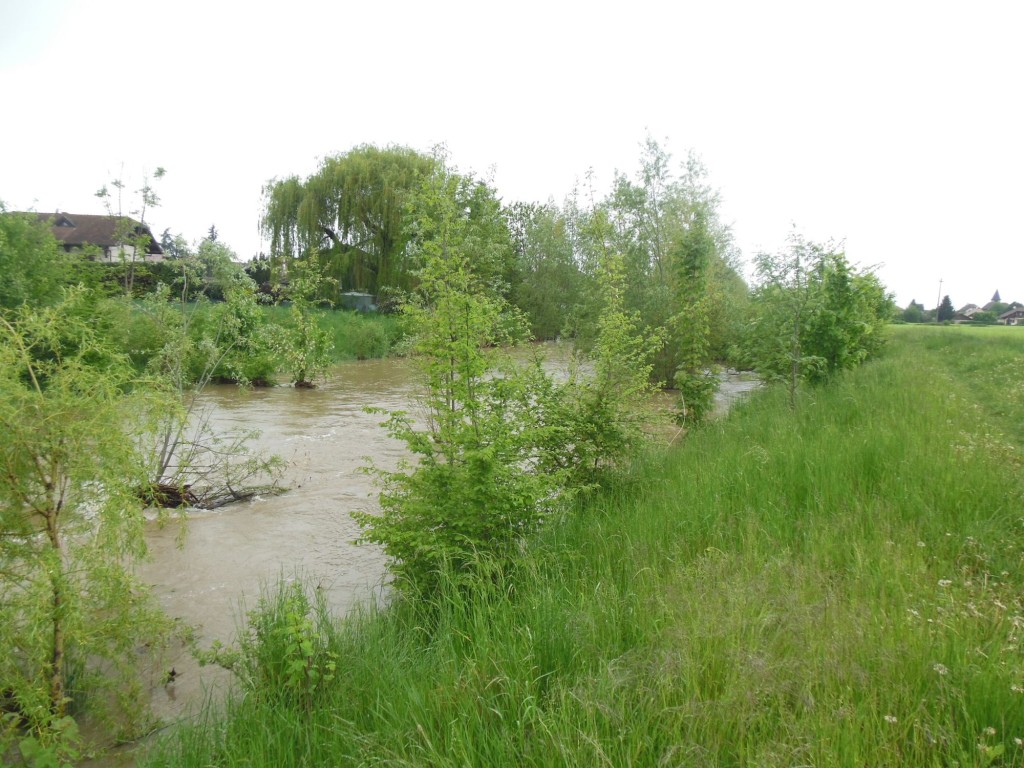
[263,139,890,417]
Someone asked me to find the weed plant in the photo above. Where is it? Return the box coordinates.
[146,326,1024,767]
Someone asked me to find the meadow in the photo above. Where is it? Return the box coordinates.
[145,325,1024,767]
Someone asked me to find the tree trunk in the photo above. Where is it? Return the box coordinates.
[43,506,67,717]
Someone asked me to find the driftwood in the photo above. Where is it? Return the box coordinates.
[196,485,285,510]
[141,482,200,508]
[140,482,285,510]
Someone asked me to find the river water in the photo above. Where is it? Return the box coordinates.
[127,353,759,738]
[135,356,417,727]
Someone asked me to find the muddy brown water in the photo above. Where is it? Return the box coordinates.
[88,352,758,763]
[134,357,418,729]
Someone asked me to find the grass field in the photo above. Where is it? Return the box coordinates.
[145,325,1024,767]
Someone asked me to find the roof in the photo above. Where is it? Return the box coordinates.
[32,212,163,255]
[999,307,1024,319]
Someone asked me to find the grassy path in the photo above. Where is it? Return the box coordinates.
[146,326,1024,767]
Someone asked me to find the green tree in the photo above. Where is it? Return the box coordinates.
[0,291,178,758]
[937,294,955,322]
[902,300,925,323]
[670,207,719,424]
[271,254,335,387]
[159,228,189,261]
[972,310,997,324]
[741,233,892,406]
[193,237,246,301]
[0,205,68,312]
[741,235,821,405]
[127,257,284,507]
[94,166,166,296]
[355,159,558,593]
[261,144,436,295]
[600,137,744,384]
[505,202,587,340]
[544,219,663,483]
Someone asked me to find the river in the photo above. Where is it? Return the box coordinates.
[122,352,759,746]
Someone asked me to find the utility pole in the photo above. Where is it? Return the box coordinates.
[936,278,943,323]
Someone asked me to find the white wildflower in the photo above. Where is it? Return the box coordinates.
[933,663,949,676]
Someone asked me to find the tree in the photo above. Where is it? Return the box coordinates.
[670,206,719,424]
[355,159,558,593]
[505,202,587,340]
[741,233,892,406]
[94,166,166,296]
[131,279,284,507]
[192,237,246,301]
[356,160,664,595]
[0,291,179,759]
[937,294,955,322]
[544,217,663,482]
[270,254,335,387]
[902,300,925,323]
[0,205,68,312]
[262,145,436,295]
[599,137,744,384]
[159,228,189,260]
[207,224,218,242]
[126,249,284,507]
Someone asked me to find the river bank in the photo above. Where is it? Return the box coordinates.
[139,327,1024,767]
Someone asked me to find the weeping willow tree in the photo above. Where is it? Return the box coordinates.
[261,145,436,296]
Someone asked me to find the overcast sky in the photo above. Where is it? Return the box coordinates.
[2,0,1020,308]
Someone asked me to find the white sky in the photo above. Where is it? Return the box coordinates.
[1,0,1021,308]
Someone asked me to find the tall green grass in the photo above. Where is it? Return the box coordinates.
[261,305,409,362]
[145,326,1024,767]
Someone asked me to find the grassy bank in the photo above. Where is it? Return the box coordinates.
[261,305,409,362]
[145,326,1024,767]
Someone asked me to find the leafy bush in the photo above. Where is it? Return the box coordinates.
[358,166,661,594]
[199,581,338,712]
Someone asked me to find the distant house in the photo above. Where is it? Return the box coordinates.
[953,303,980,323]
[31,212,164,263]
[998,307,1024,326]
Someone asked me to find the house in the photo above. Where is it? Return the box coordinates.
[31,212,164,263]
[998,307,1024,326]
[953,303,980,323]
